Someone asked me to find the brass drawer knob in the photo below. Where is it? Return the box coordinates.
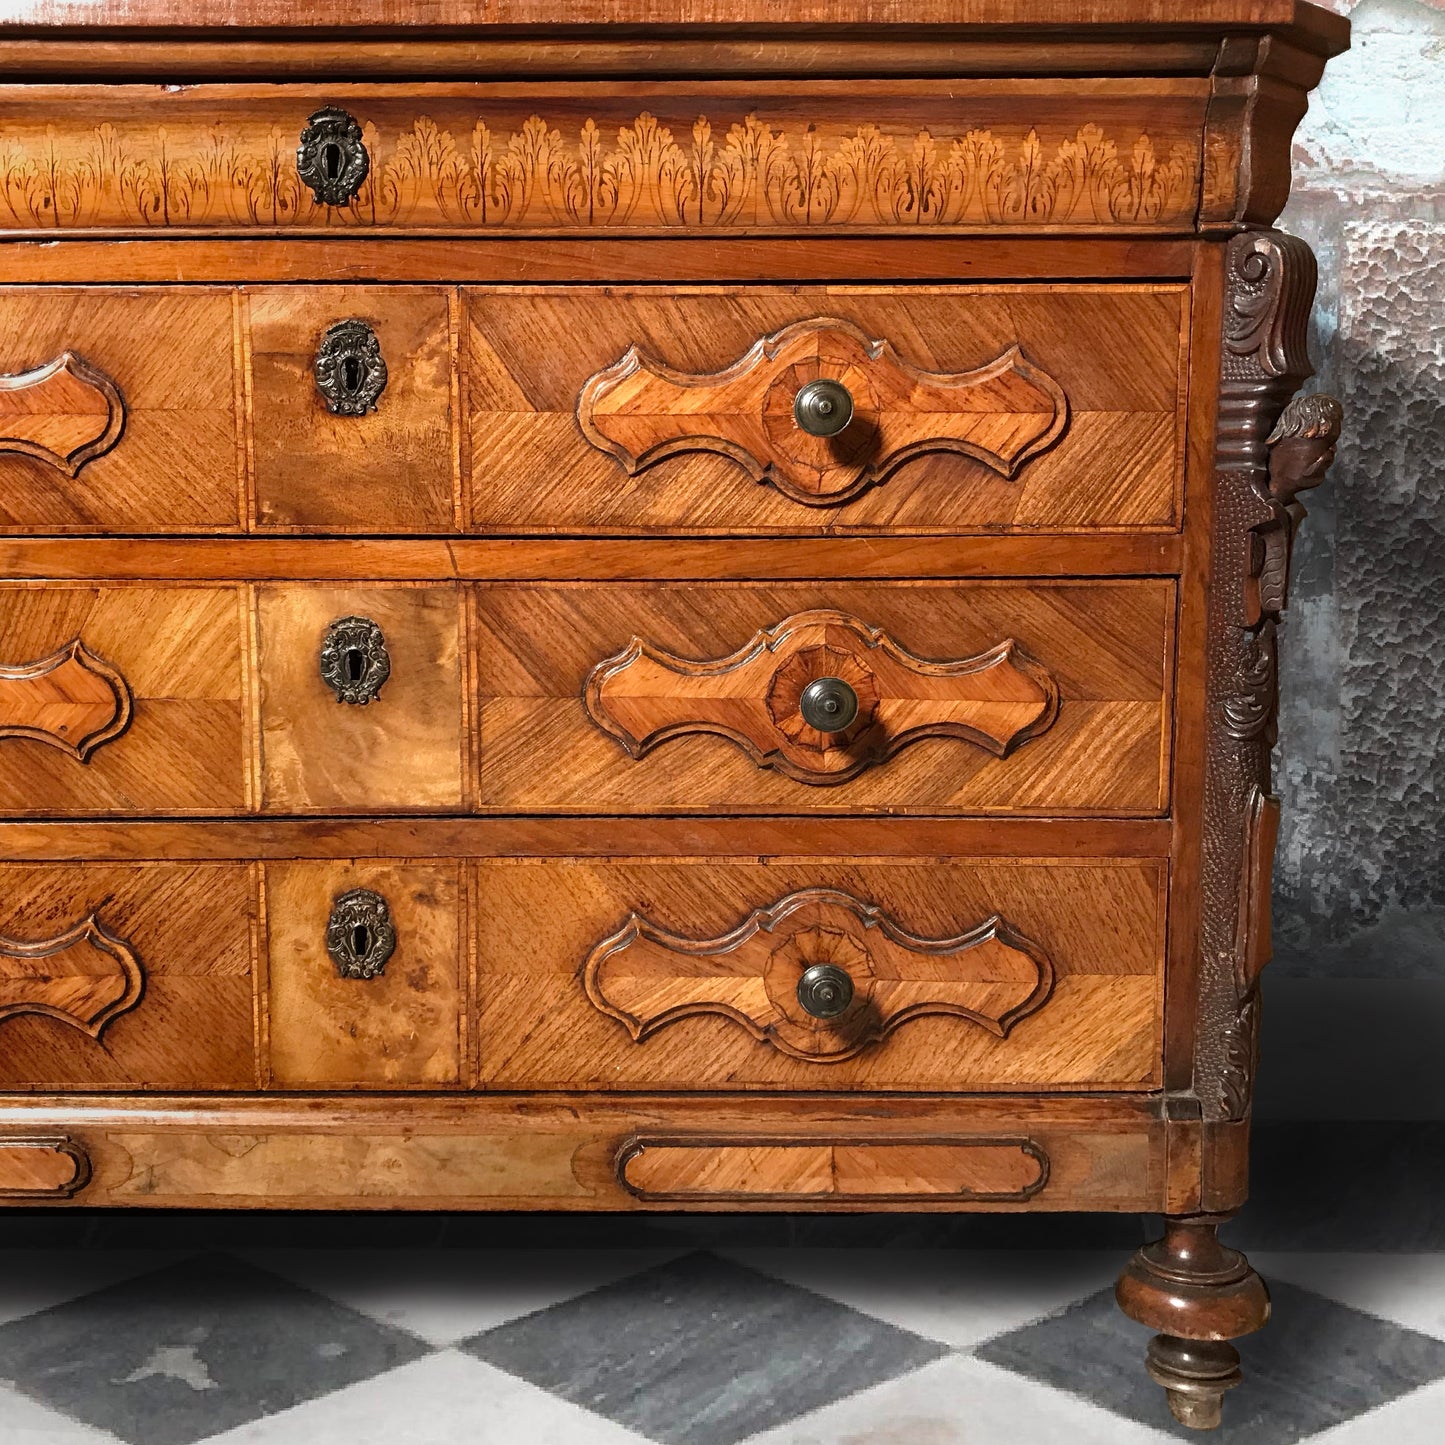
[798,676,859,733]
[320,615,390,705]
[314,320,387,416]
[297,106,369,207]
[793,377,854,438]
[796,962,855,1020]
[326,888,396,980]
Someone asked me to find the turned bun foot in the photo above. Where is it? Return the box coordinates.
[1116,1215,1269,1431]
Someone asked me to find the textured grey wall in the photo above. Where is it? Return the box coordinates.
[1271,0,1445,978]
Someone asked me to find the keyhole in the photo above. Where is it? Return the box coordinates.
[323,141,342,181]
[352,924,372,957]
[345,647,364,683]
[342,356,363,394]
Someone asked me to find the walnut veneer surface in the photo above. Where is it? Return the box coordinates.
[0,0,1350,1429]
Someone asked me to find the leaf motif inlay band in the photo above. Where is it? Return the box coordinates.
[0,114,1198,232]
[585,608,1060,785]
[584,887,1056,1062]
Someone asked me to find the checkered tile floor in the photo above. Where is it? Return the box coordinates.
[2,1235,1444,1444]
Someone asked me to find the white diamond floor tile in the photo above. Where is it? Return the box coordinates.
[0,1252,184,1330]
[1254,1252,1445,1342]
[1304,1375,1445,1445]
[188,1351,655,1445]
[736,1355,1177,1445]
[719,1249,1118,1351]
[243,1248,686,1346]
[0,1383,124,1444]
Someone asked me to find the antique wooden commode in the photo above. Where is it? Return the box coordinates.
[0,0,1347,1427]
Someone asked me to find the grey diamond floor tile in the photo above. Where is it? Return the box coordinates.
[976,1277,1445,1445]
[0,1252,433,1445]
[461,1249,948,1445]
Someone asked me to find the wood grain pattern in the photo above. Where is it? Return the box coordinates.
[578,317,1068,505]
[0,638,132,762]
[0,84,1206,235]
[247,286,454,532]
[255,585,463,813]
[584,887,1055,1061]
[0,1137,90,1197]
[0,586,245,817]
[471,286,1186,535]
[265,862,463,1088]
[0,352,124,476]
[476,581,1174,814]
[0,913,142,1038]
[619,1137,1050,1201]
[0,289,239,533]
[476,857,1166,1090]
[0,864,254,1090]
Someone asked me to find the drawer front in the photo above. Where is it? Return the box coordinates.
[0,585,246,815]
[476,580,1174,815]
[0,864,255,1090]
[476,857,1165,1092]
[0,83,1207,238]
[1,281,1186,538]
[471,285,1186,535]
[0,288,239,533]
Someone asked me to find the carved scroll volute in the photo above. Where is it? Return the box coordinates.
[0,914,143,1038]
[584,888,1055,1062]
[1202,230,1342,1123]
[577,318,1068,506]
[0,352,125,476]
[0,639,133,762]
[585,609,1058,786]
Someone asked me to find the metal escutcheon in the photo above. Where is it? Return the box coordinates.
[793,378,854,438]
[320,615,390,705]
[799,676,860,732]
[796,962,855,1019]
[297,106,370,207]
[326,888,396,980]
[314,319,387,416]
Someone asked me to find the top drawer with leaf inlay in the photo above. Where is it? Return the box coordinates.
[469,284,1188,535]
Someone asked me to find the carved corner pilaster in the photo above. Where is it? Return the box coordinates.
[1199,230,1343,1122]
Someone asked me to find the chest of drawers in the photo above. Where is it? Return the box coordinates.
[0,0,1349,1429]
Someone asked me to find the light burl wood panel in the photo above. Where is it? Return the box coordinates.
[247,287,455,532]
[0,288,239,533]
[256,585,463,813]
[468,285,1185,535]
[0,585,246,816]
[475,857,1165,1090]
[265,862,463,1088]
[474,580,1173,814]
[0,864,254,1090]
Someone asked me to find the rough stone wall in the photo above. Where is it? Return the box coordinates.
[1270,0,1445,974]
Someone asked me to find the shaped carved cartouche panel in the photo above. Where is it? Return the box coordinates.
[0,352,125,476]
[577,318,1069,505]
[0,913,143,1039]
[583,887,1055,1062]
[617,1136,1050,1204]
[1201,229,1343,1123]
[0,638,133,762]
[0,112,1199,233]
[585,608,1059,786]
[0,1137,91,1199]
